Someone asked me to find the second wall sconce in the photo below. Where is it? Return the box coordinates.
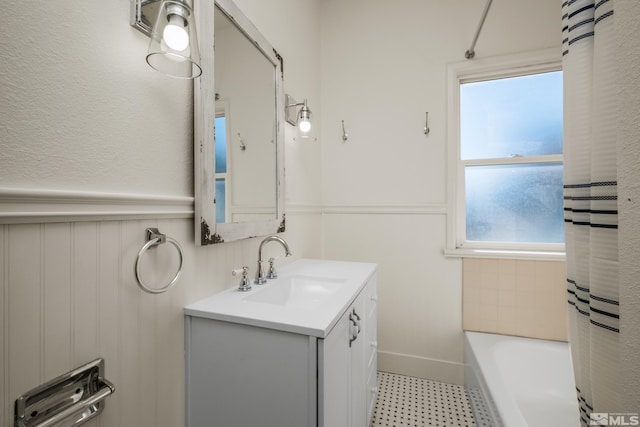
[130,0,202,79]
[286,94,315,142]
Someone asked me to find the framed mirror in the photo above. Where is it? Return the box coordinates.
[194,0,285,245]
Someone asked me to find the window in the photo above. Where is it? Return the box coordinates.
[214,113,229,223]
[446,51,564,259]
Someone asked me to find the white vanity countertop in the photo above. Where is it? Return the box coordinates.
[184,258,377,338]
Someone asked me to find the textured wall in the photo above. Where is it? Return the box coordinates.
[616,0,640,409]
[0,1,193,195]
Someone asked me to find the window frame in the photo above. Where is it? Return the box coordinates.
[445,49,565,261]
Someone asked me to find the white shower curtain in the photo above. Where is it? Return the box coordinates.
[562,0,619,425]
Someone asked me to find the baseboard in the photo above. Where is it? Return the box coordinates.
[377,350,464,386]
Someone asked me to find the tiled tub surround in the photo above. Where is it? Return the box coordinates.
[462,259,568,341]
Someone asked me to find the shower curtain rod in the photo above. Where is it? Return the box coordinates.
[465,0,493,59]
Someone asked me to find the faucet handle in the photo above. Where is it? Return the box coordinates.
[232,267,247,276]
[266,257,278,279]
[232,266,252,292]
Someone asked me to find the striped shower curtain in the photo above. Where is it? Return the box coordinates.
[562,0,619,425]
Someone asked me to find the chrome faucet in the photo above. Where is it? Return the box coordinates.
[255,235,292,284]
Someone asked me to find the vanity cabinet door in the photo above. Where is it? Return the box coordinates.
[318,306,350,427]
[318,274,376,427]
[350,288,368,427]
[365,275,378,420]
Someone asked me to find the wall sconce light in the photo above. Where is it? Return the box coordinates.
[286,94,315,142]
[130,0,202,79]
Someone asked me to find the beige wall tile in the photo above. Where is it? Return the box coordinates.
[498,259,517,276]
[462,258,568,341]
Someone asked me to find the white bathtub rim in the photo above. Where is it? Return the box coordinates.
[465,331,579,427]
[466,332,528,427]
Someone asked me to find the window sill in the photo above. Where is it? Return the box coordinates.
[443,247,566,262]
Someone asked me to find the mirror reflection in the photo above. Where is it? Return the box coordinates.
[214,6,277,224]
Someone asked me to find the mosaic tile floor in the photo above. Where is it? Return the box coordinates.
[370,372,481,427]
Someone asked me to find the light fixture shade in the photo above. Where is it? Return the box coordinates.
[146,0,202,79]
[294,100,316,142]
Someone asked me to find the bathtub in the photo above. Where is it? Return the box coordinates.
[464,332,580,427]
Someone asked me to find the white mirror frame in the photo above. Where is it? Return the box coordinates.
[194,0,285,245]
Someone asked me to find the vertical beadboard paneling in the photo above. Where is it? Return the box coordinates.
[97,221,121,426]
[0,214,319,427]
[155,289,180,427]
[119,221,142,427]
[72,222,100,427]
[72,223,99,366]
[8,224,42,402]
[155,219,188,427]
[138,222,158,427]
[42,223,72,380]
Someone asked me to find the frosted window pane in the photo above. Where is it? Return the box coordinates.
[460,71,563,160]
[465,163,564,243]
[215,178,226,222]
[215,117,227,173]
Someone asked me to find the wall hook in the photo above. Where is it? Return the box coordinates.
[341,120,349,142]
[424,112,430,136]
[237,133,247,151]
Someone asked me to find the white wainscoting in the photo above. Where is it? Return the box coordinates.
[0,207,322,427]
[1,219,197,427]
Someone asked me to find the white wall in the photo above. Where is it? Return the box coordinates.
[616,0,640,408]
[319,0,561,384]
[0,1,322,426]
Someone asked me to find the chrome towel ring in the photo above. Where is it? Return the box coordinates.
[135,227,184,294]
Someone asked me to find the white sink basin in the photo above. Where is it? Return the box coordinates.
[184,259,377,337]
[244,275,345,308]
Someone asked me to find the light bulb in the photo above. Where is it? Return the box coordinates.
[163,14,189,51]
[298,119,311,134]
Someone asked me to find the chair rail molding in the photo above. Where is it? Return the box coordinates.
[321,204,448,215]
[0,187,194,224]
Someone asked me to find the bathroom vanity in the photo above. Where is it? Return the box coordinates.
[184,259,377,427]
